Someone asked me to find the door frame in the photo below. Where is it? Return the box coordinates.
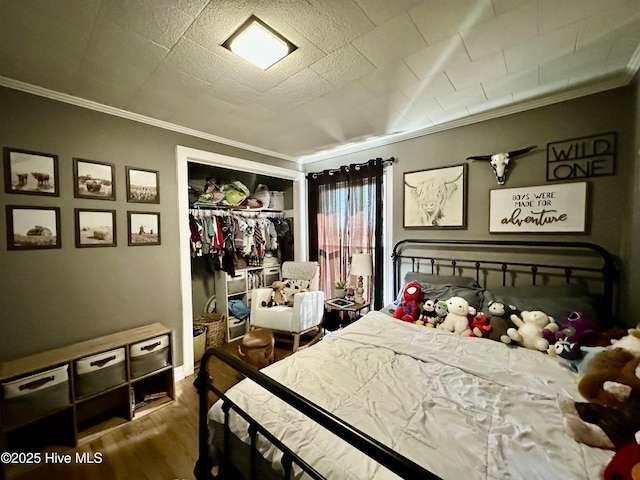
[176,145,306,376]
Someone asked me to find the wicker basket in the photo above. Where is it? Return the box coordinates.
[194,313,227,348]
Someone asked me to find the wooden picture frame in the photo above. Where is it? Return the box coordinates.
[126,167,160,204]
[3,147,59,196]
[489,181,589,233]
[73,158,116,200]
[75,208,117,248]
[127,211,160,246]
[403,164,466,229]
[6,205,61,250]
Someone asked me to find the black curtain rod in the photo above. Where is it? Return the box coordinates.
[308,157,396,178]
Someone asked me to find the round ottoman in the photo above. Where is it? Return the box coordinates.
[238,328,275,369]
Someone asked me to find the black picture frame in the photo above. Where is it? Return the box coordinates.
[126,166,160,204]
[3,147,59,197]
[403,164,467,229]
[73,158,116,200]
[6,205,61,250]
[75,208,117,248]
[127,211,160,246]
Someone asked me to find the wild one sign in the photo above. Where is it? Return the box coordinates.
[546,132,616,181]
[489,182,588,233]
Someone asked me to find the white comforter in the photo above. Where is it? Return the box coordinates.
[208,311,612,479]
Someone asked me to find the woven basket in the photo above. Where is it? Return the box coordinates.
[194,313,226,348]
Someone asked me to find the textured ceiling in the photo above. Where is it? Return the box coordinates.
[1,0,639,163]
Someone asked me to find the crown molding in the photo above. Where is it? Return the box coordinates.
[299,74,632,164]
[0,76,299,164]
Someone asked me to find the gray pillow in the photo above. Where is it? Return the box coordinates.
[396,276,484,310]
[403,272,481,289]
[482,285,598,322]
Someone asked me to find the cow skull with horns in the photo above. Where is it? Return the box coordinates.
[466,146,536,185]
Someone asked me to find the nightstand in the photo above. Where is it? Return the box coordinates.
[324,299,370,330]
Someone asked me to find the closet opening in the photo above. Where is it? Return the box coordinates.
[176,146,306,378]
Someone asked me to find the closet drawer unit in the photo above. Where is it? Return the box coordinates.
[226,271,247,295]
[263,266,280,287]
[228,318,247,341]
[2,365,70,428]
[74,348,126,399]
[130,335,170,378]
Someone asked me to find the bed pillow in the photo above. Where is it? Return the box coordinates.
[396,273,484,310]
[482,284,598,323]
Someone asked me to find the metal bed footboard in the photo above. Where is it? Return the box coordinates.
[193,347,441,480]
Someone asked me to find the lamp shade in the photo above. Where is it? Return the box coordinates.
[350,253,373,276]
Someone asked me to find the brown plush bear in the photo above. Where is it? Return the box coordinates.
[262,281,287,307]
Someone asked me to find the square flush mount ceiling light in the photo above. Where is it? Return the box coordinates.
[222,16,297,70]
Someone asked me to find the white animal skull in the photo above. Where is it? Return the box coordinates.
[467,146,536,184]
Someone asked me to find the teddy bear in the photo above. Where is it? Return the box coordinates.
[506,310,558,351]
[437,296,475,336]
[470,312,492,337]
[262,280,287,307]
[576,331,640,407]
[393,281,422,322]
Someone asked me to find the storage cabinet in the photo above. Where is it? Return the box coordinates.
[0,323,174,480]
[216,266,281,342]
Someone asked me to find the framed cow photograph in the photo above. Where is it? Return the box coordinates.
[6,205,61,250]
[126,167,159,204]
[3,147,59,196]
[127,211,160,246]
[75,208,117,248]
[403,164,467,229]
[73,158,116,200]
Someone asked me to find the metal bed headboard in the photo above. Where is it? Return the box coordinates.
[392,239,618,328]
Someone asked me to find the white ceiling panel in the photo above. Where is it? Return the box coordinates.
[353,12,428,67]
[409,0,495,45]
[0,0,637,161]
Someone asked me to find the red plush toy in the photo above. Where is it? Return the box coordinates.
[470,312,492,338]
[604,443,640,480]
[393,281,422,322]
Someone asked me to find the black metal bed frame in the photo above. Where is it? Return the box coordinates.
[194,239,617,480]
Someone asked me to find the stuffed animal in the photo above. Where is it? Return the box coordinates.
[426,300,447,328]
[483,301,518,344]
[393,281,422,323]
[417,299,437,326]
[559,392,640,450]
[543,311,595,352]
[470,312,492,337]
[262,281,287,307]
[507,310,558,351]
[577,344,640,407]
[604,443,640,479]
[437,296,475,336]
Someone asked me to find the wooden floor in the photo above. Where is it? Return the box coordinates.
[8,338,295,480]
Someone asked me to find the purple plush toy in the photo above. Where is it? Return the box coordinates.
[543,311,595,354]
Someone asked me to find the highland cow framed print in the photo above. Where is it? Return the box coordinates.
[6,205,61,250]
[403,164,466,229]
[126,167,160,204]
[73,158,116,200]
[3,147,59,196]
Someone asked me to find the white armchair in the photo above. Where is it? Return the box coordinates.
[250,262,325,351]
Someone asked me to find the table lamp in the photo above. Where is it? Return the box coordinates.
[350,253,373,305]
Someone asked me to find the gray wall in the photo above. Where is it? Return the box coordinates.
[0,86,295,363]
[305,86,636,321]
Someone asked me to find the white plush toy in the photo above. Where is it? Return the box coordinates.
[507,310,558,351]
[437,296,475,336]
